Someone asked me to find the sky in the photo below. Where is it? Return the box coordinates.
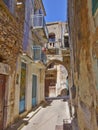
[42,0,68,23]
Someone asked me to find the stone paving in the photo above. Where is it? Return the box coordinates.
[21,100,72,130]
[5,100,79,130]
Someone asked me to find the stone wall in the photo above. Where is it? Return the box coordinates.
[68,0,98,130]
[0,1,23,128]
[0,1,23,71]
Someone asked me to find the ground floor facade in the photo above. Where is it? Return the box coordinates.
[0,55,45,129]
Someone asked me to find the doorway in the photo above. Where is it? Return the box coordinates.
[32,75,37,107]
[0,74,6,130]
[19,62,26,113]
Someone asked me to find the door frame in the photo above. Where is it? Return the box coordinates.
[0,63,10,129]
[19,62,27,114]
[0,74,7,130]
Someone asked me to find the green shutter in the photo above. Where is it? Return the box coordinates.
[92,0,98,15]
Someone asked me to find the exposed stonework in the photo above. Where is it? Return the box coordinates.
[68,0,98,130]
[0,1,23,129]
[0,1,23,71]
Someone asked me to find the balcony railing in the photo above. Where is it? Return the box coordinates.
[46,48,59,55]
[32,14,48,39]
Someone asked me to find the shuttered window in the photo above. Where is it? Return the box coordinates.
[92,0,98,15]
[32,45,41,61]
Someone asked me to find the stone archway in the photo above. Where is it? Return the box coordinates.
[45,59,70,98]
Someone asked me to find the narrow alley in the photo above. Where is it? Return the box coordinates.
[0,0,98,130]
[21,100,72,130]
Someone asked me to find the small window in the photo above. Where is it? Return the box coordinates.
[32,45,41,61]
[92,0,98,15]
[49,33,55,42]
[64,36,69,48]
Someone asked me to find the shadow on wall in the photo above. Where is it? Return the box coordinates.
[60,88,69,96]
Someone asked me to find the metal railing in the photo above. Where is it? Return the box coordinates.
[32,14,48,38]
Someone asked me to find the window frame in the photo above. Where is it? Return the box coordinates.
[32,45,41,61]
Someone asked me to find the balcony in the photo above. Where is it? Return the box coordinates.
[32,14,48,43]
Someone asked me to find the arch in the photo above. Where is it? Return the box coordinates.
[45,59,70,97]
[46,59,69,74]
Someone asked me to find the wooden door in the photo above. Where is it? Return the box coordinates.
[0,74,5,130]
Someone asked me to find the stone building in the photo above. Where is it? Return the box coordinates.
[68,0,98,130]
[0,0,23,129]
[14,0,48,116]
[0,0,48,129]
[45,22,70,98]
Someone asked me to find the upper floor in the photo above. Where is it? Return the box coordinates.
[3,0,48,45]
[45,22,69,57]
[2,0,48,64]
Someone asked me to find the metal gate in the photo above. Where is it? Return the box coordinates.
[0,74,6,130]
[32,75,37,107]
[19,62,26,113]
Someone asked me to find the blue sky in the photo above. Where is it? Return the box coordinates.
[42,0,67,23]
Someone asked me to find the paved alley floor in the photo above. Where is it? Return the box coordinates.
[21,100,72,130]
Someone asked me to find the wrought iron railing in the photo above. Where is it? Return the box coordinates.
[32,14,48,38]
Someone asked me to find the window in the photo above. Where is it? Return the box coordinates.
[92,0,98,15]
[32,45,41,61]
[64,36,69,48]
[49,33,55,42]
